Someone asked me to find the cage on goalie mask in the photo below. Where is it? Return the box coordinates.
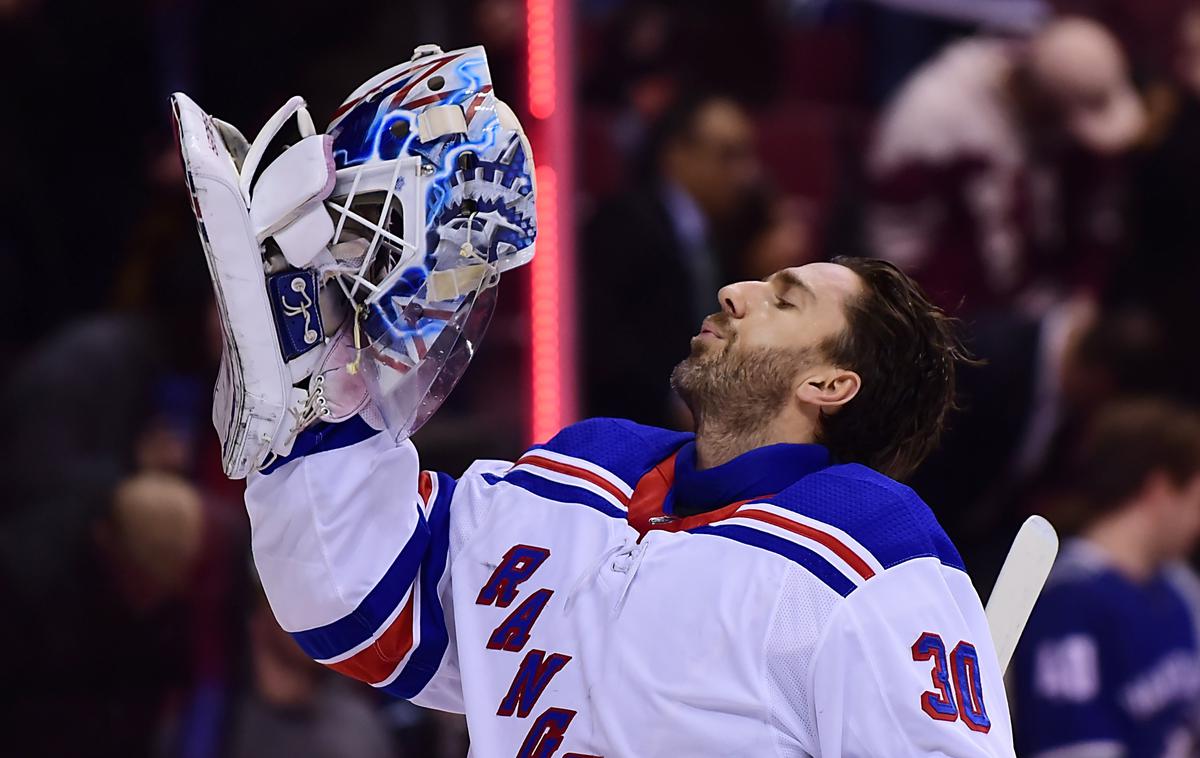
[324,45,537,439]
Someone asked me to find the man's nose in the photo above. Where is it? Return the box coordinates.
[717,280,763,319]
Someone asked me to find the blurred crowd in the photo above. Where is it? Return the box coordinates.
[5,0,1200,755]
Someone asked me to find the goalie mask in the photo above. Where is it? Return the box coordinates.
[172,45,536,478]
[326,44,536,441]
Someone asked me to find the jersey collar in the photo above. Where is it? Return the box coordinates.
[627,440,831,535]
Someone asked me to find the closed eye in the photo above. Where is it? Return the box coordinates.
[765,271,813,308]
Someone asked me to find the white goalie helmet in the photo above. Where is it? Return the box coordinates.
[172,44,537,478]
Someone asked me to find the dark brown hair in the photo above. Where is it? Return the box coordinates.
[818,257,973,480]
[1072,398,1200,517]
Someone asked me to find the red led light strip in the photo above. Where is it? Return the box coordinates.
[530,166,561,442]
[526,0,575,444]
[526,0,556,120]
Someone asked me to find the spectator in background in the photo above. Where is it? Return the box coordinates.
[867,16,1145,314]
[581,93,762,427]
[911,303,1168,590]
[0,314,245,758]
[2,468,205,758]
[228,587,393,758]
[735,195,818,282]
[1052,0,1193,83]
[1013,399,1200,757]
[589,1,683,164]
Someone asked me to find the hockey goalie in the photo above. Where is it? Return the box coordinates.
[174,44,1017,756]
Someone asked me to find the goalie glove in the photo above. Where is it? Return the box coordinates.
[173,44,536,478]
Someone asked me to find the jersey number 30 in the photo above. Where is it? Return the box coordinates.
[911,632,990,733]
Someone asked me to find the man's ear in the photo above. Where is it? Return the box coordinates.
[1140,469,1177,510]
[796,369,861,409]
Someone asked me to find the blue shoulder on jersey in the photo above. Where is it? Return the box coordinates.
[481,418,693,519]
[695,462,965,597]
[696,458,964,594]
[530,417,693,490]
[488,418,966,596]
[770,463,966,573]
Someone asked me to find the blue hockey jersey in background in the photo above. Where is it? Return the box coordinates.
[1014,538,1200,757]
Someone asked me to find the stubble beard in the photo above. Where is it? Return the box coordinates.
[670,333,812,443]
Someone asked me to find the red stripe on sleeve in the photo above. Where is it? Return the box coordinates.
[325,590,417,686]
[418,471,434,507]
[737,508,876,580]
[514,455,630,507]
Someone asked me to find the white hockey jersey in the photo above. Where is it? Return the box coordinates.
[246,417,1015,757]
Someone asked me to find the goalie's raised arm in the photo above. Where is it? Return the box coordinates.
[245,421,509,709]
[246,424,450,697]
[174,43,537,712]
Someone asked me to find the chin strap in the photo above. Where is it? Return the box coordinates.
[346,303,365,376]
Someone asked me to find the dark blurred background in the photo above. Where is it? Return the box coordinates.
[3,0,1200,755]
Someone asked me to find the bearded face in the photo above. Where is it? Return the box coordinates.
[670,312,817,437]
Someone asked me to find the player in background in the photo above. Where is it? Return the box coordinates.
[867,16,1144,315]
[174,45,1017,756]
[1014,399,1200,757]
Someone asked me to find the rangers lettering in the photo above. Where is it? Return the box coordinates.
[488,589,554,651]
[516,707,576,758]
[478,544,552,608]
[497,649,573,717]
